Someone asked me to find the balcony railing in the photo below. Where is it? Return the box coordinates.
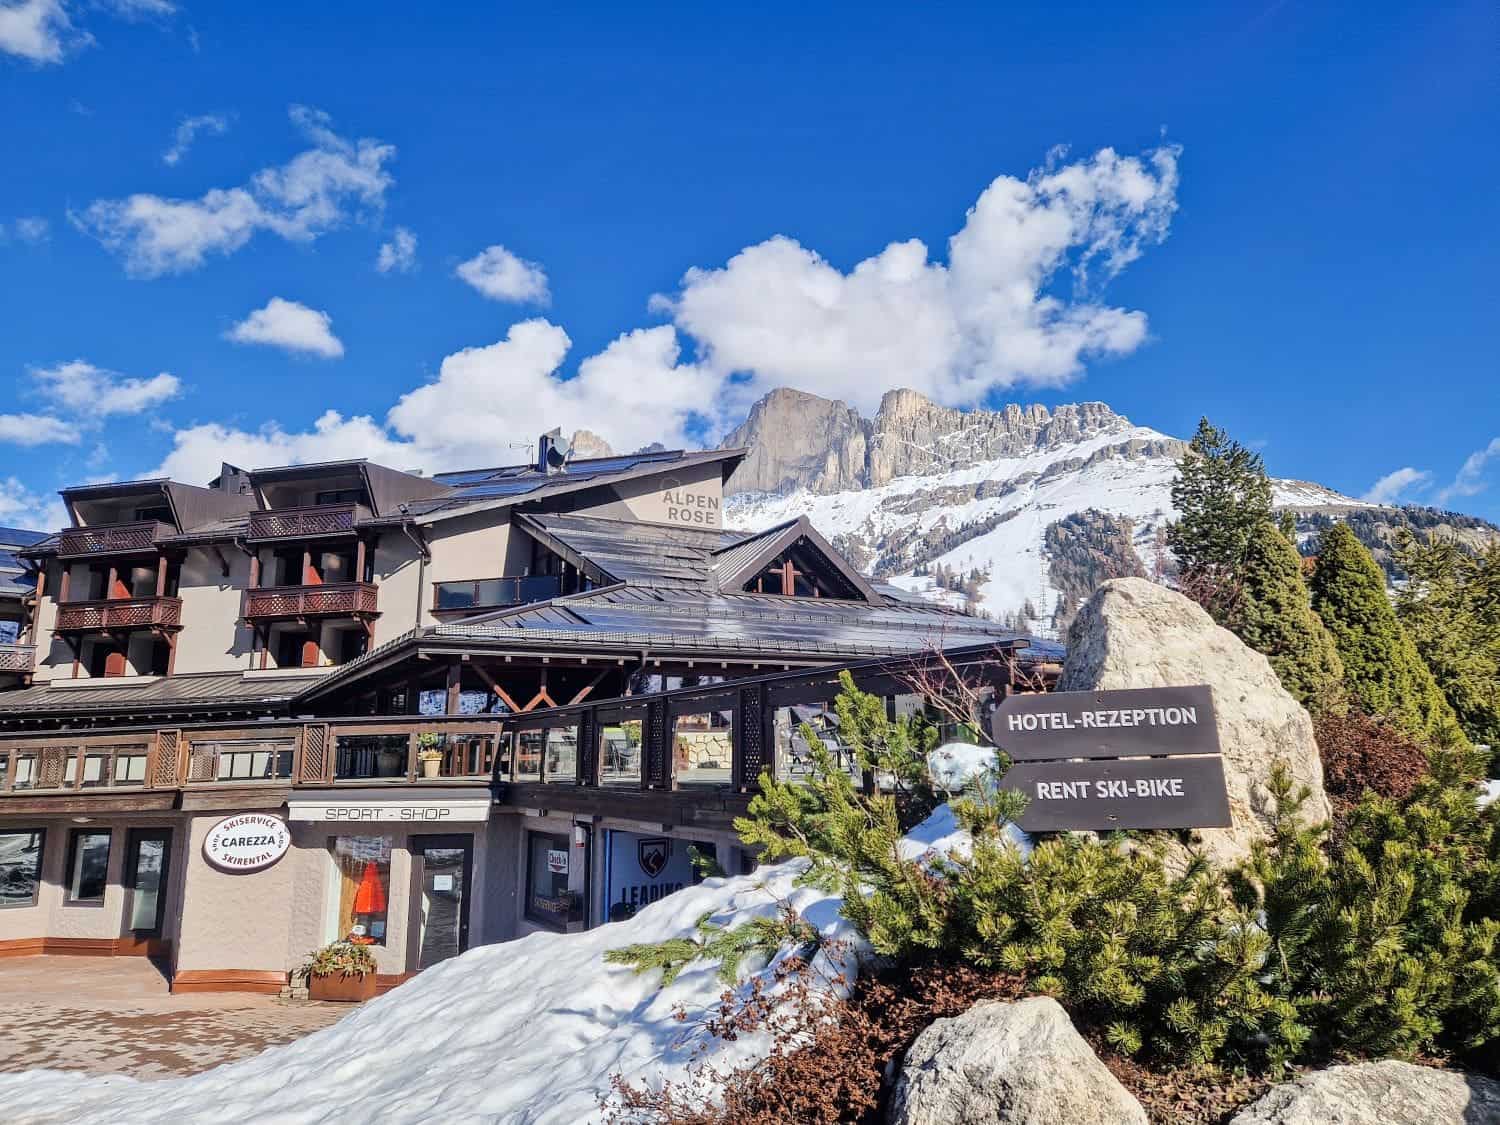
[246,503,365,543]
[432,575,563,613]
[243,581,379,620]
[57,520,171,558]
[56,596,183,632]
[0,643,35,673]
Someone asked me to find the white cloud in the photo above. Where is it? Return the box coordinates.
[74,105,395,277]
[30,359,181,416]
[131,144,1177,488]
[152,319,713,480]
[656,143,1180,416]
[1436,437,1500,506]
[163,112,230,166]
[1362,466,1431,505]
[0,413,80,445]
[226,297,344,359]
[102,0,175,17]
[0,476,68,530]
[4,216,50,242]
[376,226,417,274]
[455,244,549,304]
[0,0,81,63]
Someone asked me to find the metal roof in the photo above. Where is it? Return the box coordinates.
[516,512,751,589]
[0,670,322,717]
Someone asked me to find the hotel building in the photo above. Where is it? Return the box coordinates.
[0,439,1055,993]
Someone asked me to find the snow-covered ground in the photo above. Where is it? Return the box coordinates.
[0,865,860,1125]
[728,426,1368,630]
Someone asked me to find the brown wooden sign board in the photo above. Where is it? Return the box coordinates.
[990,685,1220,761]
[1002,755,1232,832]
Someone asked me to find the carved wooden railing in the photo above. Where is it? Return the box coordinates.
[246,503,364,542]
[56,596,183,632]
[243,581,379,620]
[57,520,170,558]
[0,643,35,673]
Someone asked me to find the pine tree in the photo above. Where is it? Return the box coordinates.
[1230,522,1345,713]
[1310,523,1468,747]
[1167,418,1274,621]
[1395,536,1500,753]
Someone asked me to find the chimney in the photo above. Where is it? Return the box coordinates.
[536,427,567,474]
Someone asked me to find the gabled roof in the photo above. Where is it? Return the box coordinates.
[710,516,880,602]
[514,512,750,589]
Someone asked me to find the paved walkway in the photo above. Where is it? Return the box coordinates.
[0,956,351,1079]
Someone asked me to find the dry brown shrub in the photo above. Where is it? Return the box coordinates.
[1314,709,1429,819]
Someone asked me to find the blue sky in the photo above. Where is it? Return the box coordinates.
[1,0,1496,529]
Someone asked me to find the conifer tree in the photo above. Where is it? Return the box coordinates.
[1395,536,1500,752]
[1167,418,1274,621]
[1230,522,1345,713]
[1310,523,1467,747]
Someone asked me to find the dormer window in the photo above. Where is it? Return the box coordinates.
[132,505,172,523]
[742,538,867,600]
[314,488,364,506]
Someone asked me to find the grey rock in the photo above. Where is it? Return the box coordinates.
[1228,1060,1500,1124]
[1058,577,1333,868]
[888,996,1148,1125]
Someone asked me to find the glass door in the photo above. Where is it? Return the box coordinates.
[412,835,472,971]
[124,828,172,936]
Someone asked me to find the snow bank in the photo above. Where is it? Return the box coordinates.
[0,863,860,1125]
[899,743,1032,863]
[1482,779,1499,808]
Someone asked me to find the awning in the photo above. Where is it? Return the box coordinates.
[286,787,492,824]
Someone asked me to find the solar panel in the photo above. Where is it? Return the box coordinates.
[449,479,549,499]
[564,453,674,475]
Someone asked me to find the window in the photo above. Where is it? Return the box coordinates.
[66,829,111,903]
[672,708,734,787]
[202,739,295,781]
[65,749,146,788]
[773,703,861,783]
[334,734,409,780]
[525,831,581,929]
[600,713,644,787]
[314,488,363,506]
[0,828,44,908]
[330,836,391,946]
[515,729,544,782]
[544,725,577,783]
[114,750,149,785]
[11,753,36,790]
[133,504,172,523]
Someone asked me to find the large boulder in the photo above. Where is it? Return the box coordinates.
[888,997,1147,1125]
[1059,577,1332,868]
[1228,1060,1500,1124]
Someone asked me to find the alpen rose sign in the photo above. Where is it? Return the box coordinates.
[204,813,291,873]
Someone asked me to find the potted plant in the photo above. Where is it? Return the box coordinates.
[417,732,444,779]
[305,940,378,1003]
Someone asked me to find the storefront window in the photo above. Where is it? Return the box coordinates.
[525,831,581,929]
[672,708,734,786]
[600,715,643,786]
[331,836,391,946]
[515,730,544,782]
[66,829,111,903]
[774,703,860,782]
[494,733,514,781]
[544,725,577,783]
[0,828,44,907]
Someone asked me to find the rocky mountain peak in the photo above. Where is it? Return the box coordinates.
[724,386,1146,496]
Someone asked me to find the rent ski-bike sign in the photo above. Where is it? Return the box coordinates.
[988,685,1232,833]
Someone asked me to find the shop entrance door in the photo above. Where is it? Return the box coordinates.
[412,835,472,971]
[124,828,172,937]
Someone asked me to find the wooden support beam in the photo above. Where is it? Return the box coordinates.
[568,668,609,706]
[522,668,555,712]
[470,661,523,714]
[155,554,168,597]
[445,661,462,716]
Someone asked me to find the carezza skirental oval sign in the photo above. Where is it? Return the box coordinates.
[203,813,291,873]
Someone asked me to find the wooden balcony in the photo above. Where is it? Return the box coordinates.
[243,581,379,621]
[246,503,365,543]
[0,643,35,673]
[55,596,183,633]
[57,520,171,559]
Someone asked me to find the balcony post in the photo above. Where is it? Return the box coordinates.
[58,564,70,604]
[355,538,367,583]
[155,555,168,597]
[445,661,462,716]
[248,551,260,589]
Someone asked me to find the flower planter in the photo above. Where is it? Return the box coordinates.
[420,757,442,779]
[309,971,377,1003]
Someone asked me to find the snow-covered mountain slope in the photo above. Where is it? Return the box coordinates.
[723,389,1371,635]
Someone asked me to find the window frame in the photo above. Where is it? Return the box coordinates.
[64,827,112,906]
[0,826,46,910]
[523,830,580,930]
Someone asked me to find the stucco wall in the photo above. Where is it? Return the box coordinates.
[175,547,255,672]
[370,532,423,647]
[574,462,723,528]
[0,815,185,946]
[418,513,515,628]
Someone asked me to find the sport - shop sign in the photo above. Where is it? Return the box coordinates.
[989,686,1231,833]
[203,812,291,873]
